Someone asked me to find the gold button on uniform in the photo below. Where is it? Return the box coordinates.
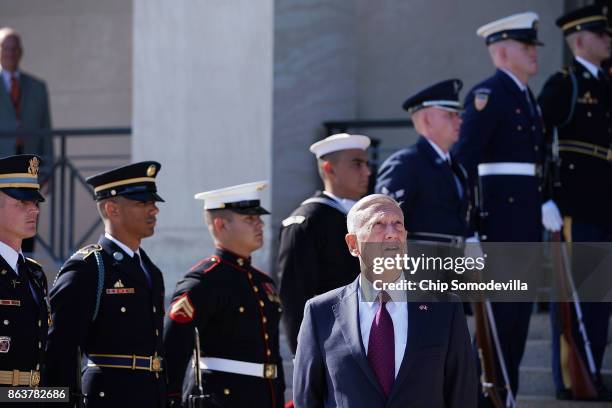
[248,273,253,279]
[155,329,159,336]
[259,300,265,307]
[237,258,244,266]
[253,286,259,293]
[38,320,42,327]
[99,392,105,397]
[239,306,245,313]
[266,349,271,356]
[262,317,267,324]
[38,341,42,349]
[264,333,269,340]
[121,307,126,313]
[153,306,157,313]
[224,388,230,395]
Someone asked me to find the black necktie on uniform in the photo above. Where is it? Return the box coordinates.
[523,89,535,117]
[133,253,152,288]
[16,255,35,304]
[446,158,464,198]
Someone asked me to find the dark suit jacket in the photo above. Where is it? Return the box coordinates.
[0,71,53,177]
[293,277,477,408]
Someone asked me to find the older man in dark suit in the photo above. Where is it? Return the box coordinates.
[292,194,477,408]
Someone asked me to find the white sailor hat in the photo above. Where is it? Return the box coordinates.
[309,133,371,159]
[194,180,270,215]
[477,12,543,46]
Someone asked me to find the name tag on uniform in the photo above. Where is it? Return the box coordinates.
[105,288,135,295]
[0,299,21,306]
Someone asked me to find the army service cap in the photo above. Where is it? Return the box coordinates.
[0,154,45,202]
[86,161,164,202]
[556,5,611,36]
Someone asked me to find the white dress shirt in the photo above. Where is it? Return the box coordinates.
[426,139,451,162]
[1,69,19,92]
[323,191,357,214]
[500,68,527,91]
[575,56,601,79]
[0,240,22,275]
[104,233,149,274]
[358,274,408,377]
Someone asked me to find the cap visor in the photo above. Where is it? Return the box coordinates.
[123,192,165,203]
[231,206,270,215]
[1,188,45,203]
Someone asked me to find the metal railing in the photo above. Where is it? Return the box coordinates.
[324,118,414,192]
[0,127,131,264]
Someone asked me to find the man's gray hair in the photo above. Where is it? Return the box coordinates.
[346,194,401,233]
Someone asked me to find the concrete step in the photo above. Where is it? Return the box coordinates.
[518,395,612,407]
[522,339,612,368]
[519,366,612,396]
[468,312,612,342]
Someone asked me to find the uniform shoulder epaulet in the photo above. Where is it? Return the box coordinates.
[559,65,574,77]
[25,257,43,268]
[74,244,103,260]
[189,255,221,274]
[282,215,306,227]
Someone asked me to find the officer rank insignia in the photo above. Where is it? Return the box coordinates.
[169,293,195,323]
[0,336,10,353]
[28,157,40,176]
[577,91,598,105]
[474,88,491,111]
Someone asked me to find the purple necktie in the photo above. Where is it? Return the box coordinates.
[367,291,395,397]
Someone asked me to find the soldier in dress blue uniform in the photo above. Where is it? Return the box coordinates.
[278,133,370,354]
[376,79,472,244]
[45,161,167,407]
[164,181,284,408]
[452,12,563,405]
[538,5,612,401]
[0,155,48,397]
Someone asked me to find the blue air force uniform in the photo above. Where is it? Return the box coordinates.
[45,162,167,407]
[376,79,471,242]
[0,155,48,398]
[452,12,546,404]
[538,5,612,400]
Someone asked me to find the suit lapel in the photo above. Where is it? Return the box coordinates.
[333,278,383,395]
[388,302,431,401]
[99,236,149,290]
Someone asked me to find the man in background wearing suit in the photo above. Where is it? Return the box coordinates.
[0,27,53,253]
[293,194,477,408]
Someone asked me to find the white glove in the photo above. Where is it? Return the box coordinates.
[464,234,485,265]
[542,200,563,232]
